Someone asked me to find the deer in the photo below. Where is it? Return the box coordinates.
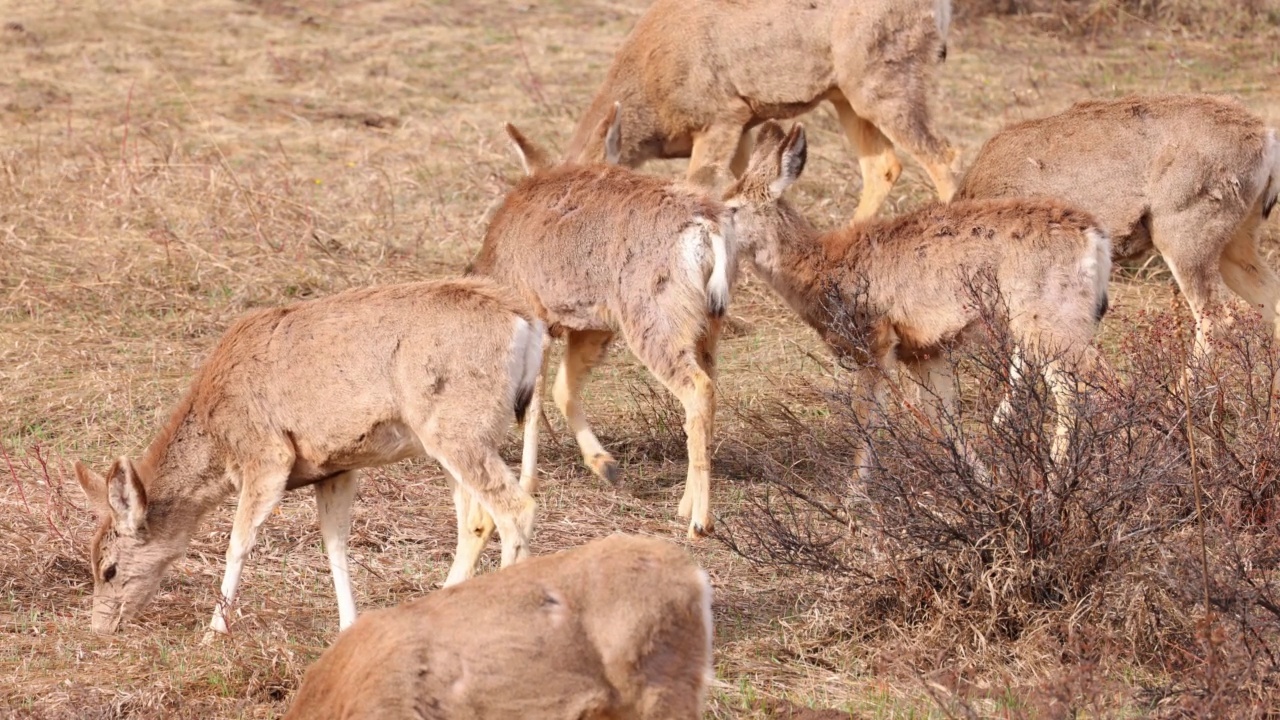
[562,0,959,219]
[467,106,736,540]
[283,533,715,720]
[73,278,543,636]
[725,121,1111,468]
[956,94,1280,361]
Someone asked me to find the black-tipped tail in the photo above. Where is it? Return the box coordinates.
[1096,292,1110,323]
[513,379,536,424]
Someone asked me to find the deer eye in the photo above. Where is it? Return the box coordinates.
[102,564,117,582]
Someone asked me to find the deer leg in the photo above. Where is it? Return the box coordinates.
[553,329,619,483]
[209,469,289,636]
[314,470,359,630]
[519,335,551,493]
[838,81,957,209]
[847,366,886,485]
[1153,218,1233,364]
[1220,215,1280,341]
[729,126,756,178]
[442,475,494,587]
[992,347,1026,426]
[434,446,535,570]
[831,96,902,222]
[688,120,751,193]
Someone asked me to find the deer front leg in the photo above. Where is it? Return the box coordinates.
[688,119,751,193]
[207,470,288,639]
[314,471,359,630]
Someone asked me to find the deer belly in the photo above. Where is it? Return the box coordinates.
[286,421,425,488]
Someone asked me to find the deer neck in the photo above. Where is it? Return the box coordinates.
[754,211,861,345]
[134,398,230,543]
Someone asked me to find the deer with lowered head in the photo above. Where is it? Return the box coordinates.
[564,0,959,217]
[726,122,1111,466]
[74,278,543,635]
[956,94,1280,359]
[468,105,736,539]
[283,533,715,720]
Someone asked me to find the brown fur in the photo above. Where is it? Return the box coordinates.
[563,0,958,217]
[75,278,544,634]
[470,136,737,539]
[284,534,715,720]
[957,94,1280,357]
[728,122,1111,467]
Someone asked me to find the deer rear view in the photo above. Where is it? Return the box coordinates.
[564,0,959,217]
[284,533,715,720]
[726,122,1111,466]
[957,94,1280,358]
[469,116,736,539]
[75,278,542,635]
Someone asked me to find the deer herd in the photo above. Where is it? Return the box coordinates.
[64,0,1279,716]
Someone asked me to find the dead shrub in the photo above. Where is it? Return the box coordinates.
[719,283,1280,715]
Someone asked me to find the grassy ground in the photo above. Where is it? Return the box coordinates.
[1,0,1278,717]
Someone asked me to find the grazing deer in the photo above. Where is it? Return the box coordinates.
[956,94,1280,359]
[563,0,959,217]
[74,279,543,635]
[726,122,1111,466]
[468,111,735,539]
[283,533,715,720]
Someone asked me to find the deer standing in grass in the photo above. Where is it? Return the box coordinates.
[468,108,735,539]
[284,533,715,720]
[74,279,543,635]
[727,122,1111,466]
[564,0,959,217]
[956,94,1280,359]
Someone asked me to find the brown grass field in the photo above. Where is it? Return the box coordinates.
[2,0,1279,717]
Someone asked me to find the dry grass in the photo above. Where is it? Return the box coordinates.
[1,0,1279,717]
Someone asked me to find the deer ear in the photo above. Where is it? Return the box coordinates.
[75,461,111,520]
[105,457,148,535]
[769,124,807,199]
[504,123,552,177]
[600,102,622,165]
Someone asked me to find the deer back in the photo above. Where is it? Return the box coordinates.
[564,0,948,166]
[471,164,731,337]
[284,534,714,720]
[957,94,1274,259]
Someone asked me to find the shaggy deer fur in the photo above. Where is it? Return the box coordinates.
[284,534,715,720]
[957,94,1280,357]
[727,123,1111,466]
[74,279,543,635]
[468,121,735,539]
[564,0,959,217]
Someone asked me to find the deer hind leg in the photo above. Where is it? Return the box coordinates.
[628,328,719,538]
[1153,214,1235,363]
[209,464,290,636]
[837,78,957,209]
[443,475,495,587]
[519,334,551,493]
[314,470,359,630]
[431,442,535,570]
[831,96,903,222]
[553,329,619,483]
[1219,214,1280,342]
